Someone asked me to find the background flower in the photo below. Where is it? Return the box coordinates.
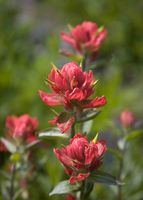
[61,21,107,55]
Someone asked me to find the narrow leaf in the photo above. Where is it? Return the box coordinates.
[25,140,40,149]
[1,138,16,153]
[108,148,123,160]
[38,129,69,140]
[0,170,10,179]
[125,130,143,141]
[77,109,101,123]
[88,170,122,186]
[49,180,80,196]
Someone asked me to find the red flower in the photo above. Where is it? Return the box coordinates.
[61,21,107,55]
[54,133,107,184]
[49,116,74,133]
[39,62,107,111]
[120,110,135,128]
[6,114,38,142]
[0,141,7,152]
[66,194,75,200]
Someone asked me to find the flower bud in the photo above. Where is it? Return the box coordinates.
[120,110,135,128]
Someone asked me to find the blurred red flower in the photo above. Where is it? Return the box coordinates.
[0,114,38,152]
[61,21,107,55]
[66,194,75,200]
[6,114,38,140]
[0,141,7,152]
[54,133,107,184]
[120,110,135,128]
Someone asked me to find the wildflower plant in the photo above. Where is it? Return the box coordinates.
[0,21,142,200]
[38,21,121,200]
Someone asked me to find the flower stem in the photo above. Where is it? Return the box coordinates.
[71,123,75,138]
[118,158,124,200]
[117,139,127,200]
[80,181,85,200]
[80,180,93,200]
[9,164,16,200]
[81,54,87,71]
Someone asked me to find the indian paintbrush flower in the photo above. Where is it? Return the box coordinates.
[61,21,107,57]
[54,133,107,184]
[0,114,38,152]
[39,62,106,133]
[39,62,106,110]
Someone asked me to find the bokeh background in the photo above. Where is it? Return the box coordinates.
[0,0,143,199]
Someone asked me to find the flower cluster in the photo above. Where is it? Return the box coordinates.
[39,62,107,133]
[54,134,107,184]
[0,114,38,152]
[61,21,107,56]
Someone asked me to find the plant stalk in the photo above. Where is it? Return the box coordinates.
[117,139,127,200]
[9,164,16,200]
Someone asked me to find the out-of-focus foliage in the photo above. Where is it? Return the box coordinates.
[0,0,143,200]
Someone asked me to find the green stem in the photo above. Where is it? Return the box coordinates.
[81,54,87,71]
[71,123,75,138]
[118,157,124,200]
[9,164,16,200]
[80,181,85,200]
[80,180,93,200]
[117,138,127,200]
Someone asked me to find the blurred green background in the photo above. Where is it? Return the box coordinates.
[0,0,143,199]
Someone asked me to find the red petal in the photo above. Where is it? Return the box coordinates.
[61,32,76,48]
[57,117,75,133]
[48,117,58,125]
[0,141,8,152]
[69,173,90,184]
[83,96,107,108]
[39,90,62,106]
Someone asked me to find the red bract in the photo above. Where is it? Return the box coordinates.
[49,116,74,133]
[120,110,135,128]
[6,114,38,142]
[39,62,107,111]
[66,194,75,200]
[54,133,107,184]
[61,21,107,55]
[0,141,7,152]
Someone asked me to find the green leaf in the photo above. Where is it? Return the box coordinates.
[108,148,123,160]
[38,128,69,140]
[25,140,40,149]
[77,109,101,123]
[125,130,143,141]
[1,138,16,153]
[88,170,122,186]
[49,180,80,196]
[0,170,10,179]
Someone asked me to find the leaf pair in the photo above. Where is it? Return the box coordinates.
[49,170,122,196]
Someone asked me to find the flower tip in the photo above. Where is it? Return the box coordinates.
[93,80,99,86]
[92,132,99,143]
[67,24,73,31]
[50,62,57,70]
[98,26,104,32]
